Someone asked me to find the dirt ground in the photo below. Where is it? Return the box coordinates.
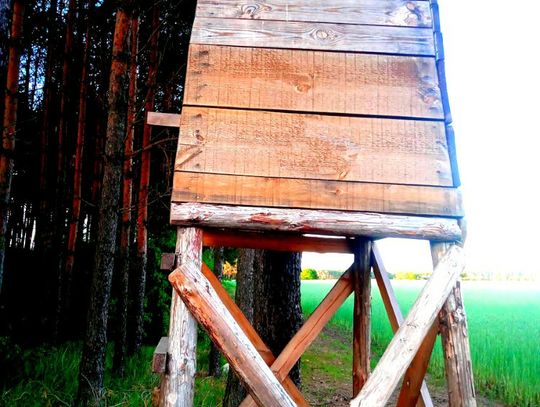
[301,327,506,407]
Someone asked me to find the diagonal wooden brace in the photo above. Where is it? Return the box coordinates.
[199,263,308,406]
[372,243,435,407]
[351,244,465,407]
[240,265,355,407]
[169,261,296,407]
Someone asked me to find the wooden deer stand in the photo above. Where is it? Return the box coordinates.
[148,0,476,405]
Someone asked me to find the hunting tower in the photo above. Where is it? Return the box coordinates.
[148,0,476,405]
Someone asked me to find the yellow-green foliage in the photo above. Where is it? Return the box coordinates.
[301,268,319,280]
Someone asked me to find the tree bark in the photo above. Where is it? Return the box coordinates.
[254,250,303,386]
[114,10,138,376]
[0,0,25,293]
[208,247,224,377]
[131,3,159,354]
[223,248,255,407]
[77,3,133,404]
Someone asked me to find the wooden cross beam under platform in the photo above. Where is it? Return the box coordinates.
[146,0,477,404]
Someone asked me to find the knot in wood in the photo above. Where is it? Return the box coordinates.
[240,3,270,18]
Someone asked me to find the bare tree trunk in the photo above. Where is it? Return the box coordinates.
[223,248,255,407]
[76,3,133,404]
[208,247,224,377]
[254,251,303,386]
[0,0,24,293]
[114,11,138,375]
[131,3,158,354]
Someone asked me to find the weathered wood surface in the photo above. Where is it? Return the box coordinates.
[160,253,176,271]
[432,243,477,407]
[171,203,463,240]
[160,228,201,407]
[196,0,432,28]
[350,245,465,407]
[352,239,371,396]
[184,45,443,119]
[191,18,434,55]
[177,107,452,186]
[147,112,181,127]
[372,243,434,407]
[152,337,169,374]
[169,261,296,407]
[203,229,353,253]
[172,173,463,217]
[240,267,354,407]
[396,321,438,407]
[199,262,308,406]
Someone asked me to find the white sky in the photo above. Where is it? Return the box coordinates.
[303,1,540,276]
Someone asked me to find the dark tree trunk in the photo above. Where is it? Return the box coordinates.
[0,0,9,112]
[0,0,25,294]
[254,251,303,386]
[208,247,224,377]
[76,3,133,404]
[223,248,255,407]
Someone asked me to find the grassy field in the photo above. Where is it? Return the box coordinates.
[302,279,540,407]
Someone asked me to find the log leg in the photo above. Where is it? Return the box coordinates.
[159,227,202,407]
[352,238,371,397]
[431,242,476,407]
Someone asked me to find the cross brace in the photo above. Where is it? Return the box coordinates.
[158,226,476,407]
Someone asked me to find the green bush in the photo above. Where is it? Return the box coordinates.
[301,268,318,280]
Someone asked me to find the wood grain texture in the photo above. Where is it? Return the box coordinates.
[352,239,372,396]
[203,229,353,253]
[196,0,432,28]
[169,261,296,407]
[432,242,477,407]
[199,262,309,406]
[178,107,452,186]
[170,203,463,241]
[184,45,443,119]
[191,18,434,55]
[372,243,434,407]
[172,172,463,217]
[350,245,465,407]
[240,266,354,407]
[160,228,202,407]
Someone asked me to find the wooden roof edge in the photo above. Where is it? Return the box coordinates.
[430,0,461,187]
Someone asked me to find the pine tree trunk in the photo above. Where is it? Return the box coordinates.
[254,251,303,386]
[76,3,133,404]
[131,3,158,354]
[114,11,138,375]
[0,0,10,114]
[223,248,255,407]
[208,247,224,377]
[0,0,24,293]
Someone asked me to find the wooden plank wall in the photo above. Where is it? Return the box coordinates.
[172,0,463,218]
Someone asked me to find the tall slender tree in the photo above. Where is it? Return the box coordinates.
[77,1,133,403]
[131,2,159,353]
[0,0,25,293]
[114,9,138,375]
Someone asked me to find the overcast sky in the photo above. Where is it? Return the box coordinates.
[303,0,540,277]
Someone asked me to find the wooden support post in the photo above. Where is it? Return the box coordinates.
[372,243,434,407]
[159,228,201,407]
[170,261,296,407]
[351,245,465,407]
[352,238,371,397]
[431,242,477,407]
[240,266,355,407]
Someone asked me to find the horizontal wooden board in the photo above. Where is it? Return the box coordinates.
[184,45,443,119]
[172,172,463,217]
[191,18,435,56]
[196,0,432,28]
[177,107,452,186]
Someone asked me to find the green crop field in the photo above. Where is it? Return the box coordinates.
[301,279,540,407]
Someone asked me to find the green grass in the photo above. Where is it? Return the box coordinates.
[301,279,540,407]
